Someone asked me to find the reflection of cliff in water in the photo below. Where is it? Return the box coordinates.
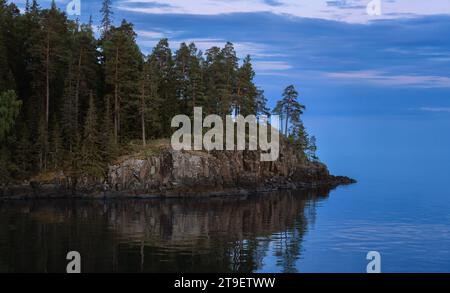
[0,187,333,273]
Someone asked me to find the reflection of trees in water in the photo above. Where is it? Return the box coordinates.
[0,187,333,273]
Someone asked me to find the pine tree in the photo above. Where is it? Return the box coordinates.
[139,54,162,145]
[100,0,113,38]
[272,100,285,135]
[279,85,305,136]
[103,20,142,143]
[150,38,177,135]
[62,20,100,151]
[221,42,238,116]
[19,0,42,144]
[36,116,48,170]
[204,46,225,115]
[235,55,257,116]
[81,93,103,178]
[255,89,270,118]
[0,90,21,141]
[41,1,70,129]
[61,63,77,152]
[0,2,20,182]
[49,116,63,169]
[0,1,16,92]
[14,120,33,178]
[99,95,117,163]
[306,135,319,162]
[187,43,205,112]
[26,2,70,170]
[25,0,31,13]
[174,42,191,115]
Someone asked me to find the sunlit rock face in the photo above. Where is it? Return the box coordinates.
[106,140,353,197]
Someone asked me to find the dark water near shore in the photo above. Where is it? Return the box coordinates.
[0,188,334,273]
[1,179,449,273]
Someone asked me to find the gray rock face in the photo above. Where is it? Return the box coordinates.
[106,143,348,197]
[0,142,356,199]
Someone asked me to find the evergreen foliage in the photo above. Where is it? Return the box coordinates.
[0,0,317,184]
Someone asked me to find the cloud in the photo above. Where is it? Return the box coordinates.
[129,13,450,91]
[253,61,292,71]
[118,0,450,23]
[324,70,450,88]
[420,107,450,113]
[264,0,284,7]
[135,30,168,39]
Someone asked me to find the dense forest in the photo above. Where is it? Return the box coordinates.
[0,0,317,184]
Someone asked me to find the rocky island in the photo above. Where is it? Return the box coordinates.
[0,138,355,200]
[0,2,355,200]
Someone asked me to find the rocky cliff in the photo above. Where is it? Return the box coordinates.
[0,140,355,199]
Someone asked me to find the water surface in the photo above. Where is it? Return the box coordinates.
[0,188,331,273]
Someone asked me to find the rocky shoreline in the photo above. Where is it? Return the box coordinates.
[0,142,356,200]
[0,175,355,200]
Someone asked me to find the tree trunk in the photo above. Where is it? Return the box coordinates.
[192,81,196,110]
[45,33,50,129]
[75,49,83,133]
[141,82,146,147]
[114,47,119,144]
[279,114,284,135]
[285,106,290,137]
[44,32,50,171]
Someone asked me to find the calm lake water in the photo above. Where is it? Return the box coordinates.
[0,179,449,273]
[0,189,333,273]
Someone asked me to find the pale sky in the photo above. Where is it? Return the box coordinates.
[117,0,450,23]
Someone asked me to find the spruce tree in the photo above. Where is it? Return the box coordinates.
[0,90,21,141]
[14,120,33,178]
[100,0,113,38]
[100,95,117,163]
[81,93,103,178]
